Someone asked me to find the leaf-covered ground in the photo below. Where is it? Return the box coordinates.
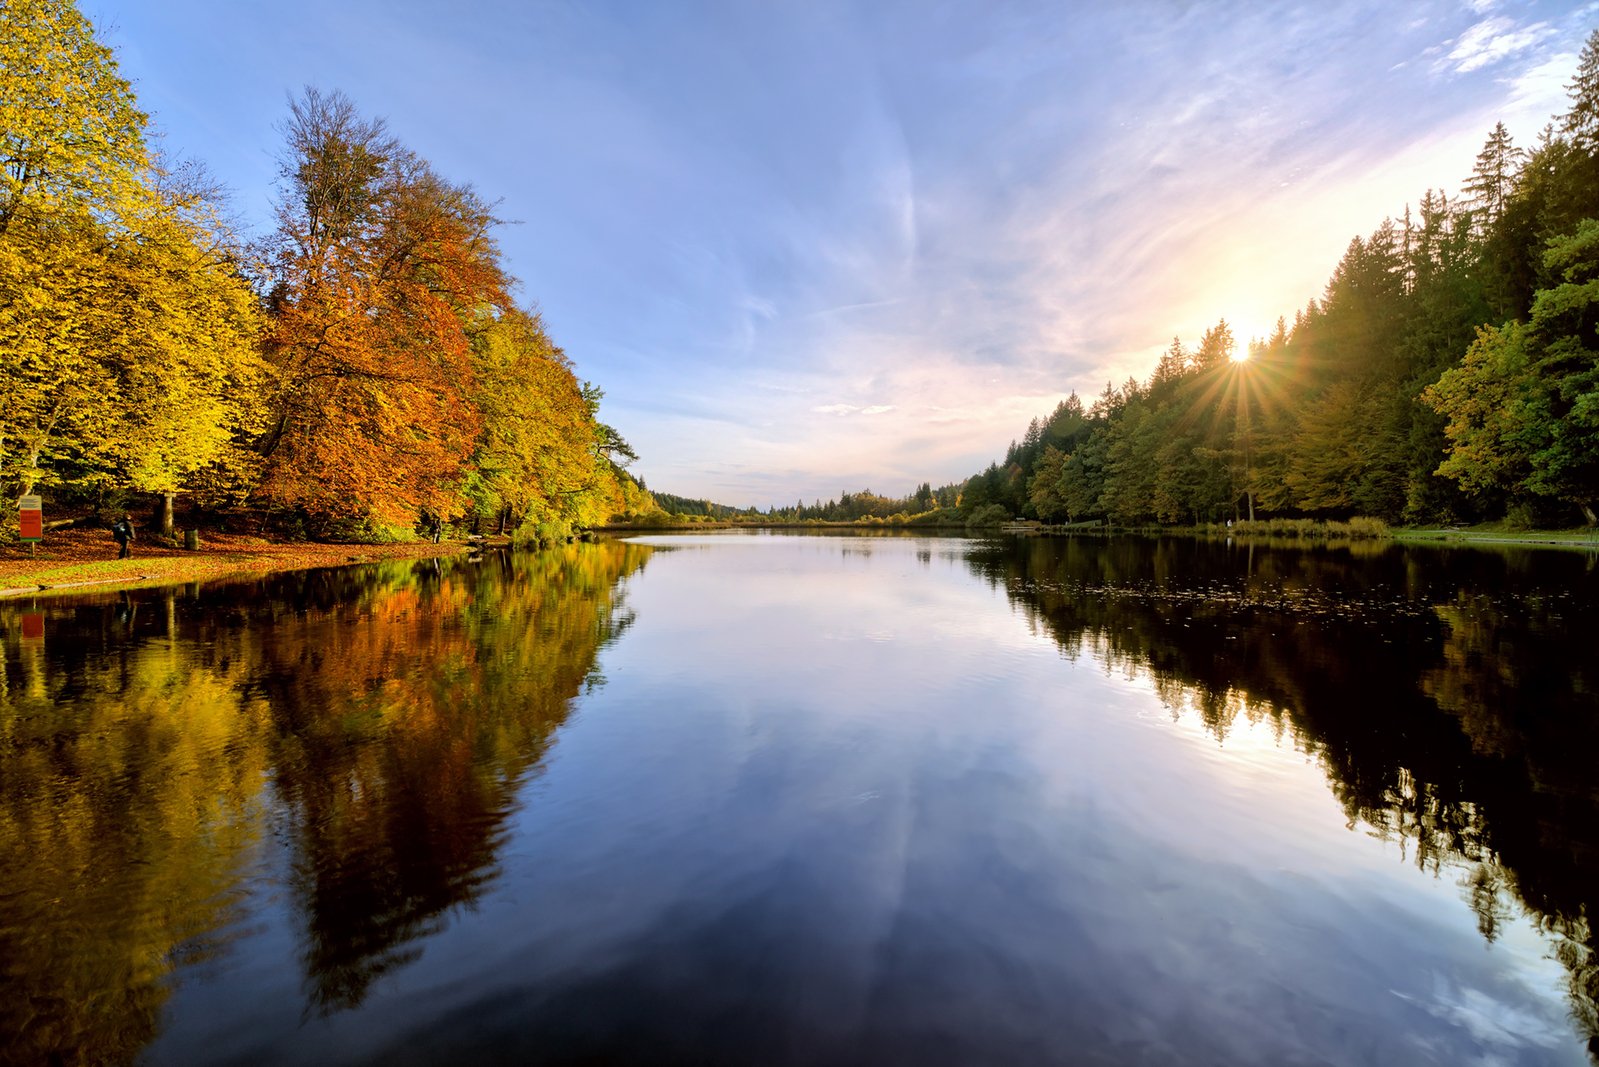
[0,526,479,598]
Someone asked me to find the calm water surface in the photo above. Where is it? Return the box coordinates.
[1,532,1596,1066]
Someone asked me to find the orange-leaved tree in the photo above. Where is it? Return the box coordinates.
[257,89,509,533]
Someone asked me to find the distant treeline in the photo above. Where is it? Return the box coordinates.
[643,486,964,525]
[1,0,658,542]
[649,493,757,520]
[953,32,1599,530]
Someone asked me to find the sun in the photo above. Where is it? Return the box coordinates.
[1229,346,1251,364]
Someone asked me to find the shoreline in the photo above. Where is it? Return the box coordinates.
[0,532,498,601]
[607,519,1599,549]
[6,521,1595,602]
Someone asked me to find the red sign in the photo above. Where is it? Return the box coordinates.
[18,495,42,542]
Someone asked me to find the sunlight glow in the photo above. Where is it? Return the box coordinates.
[1229,347,1251,364]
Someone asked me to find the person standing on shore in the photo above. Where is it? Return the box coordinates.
[111,514,135,559]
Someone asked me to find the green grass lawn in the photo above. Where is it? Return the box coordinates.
[1395,523,1599,548]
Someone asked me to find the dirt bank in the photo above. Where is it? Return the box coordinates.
[0,526,488,599]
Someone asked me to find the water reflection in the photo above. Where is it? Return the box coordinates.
[965,535,1599,1058]
[3,532,1597,1064]
[0,542,649,1065]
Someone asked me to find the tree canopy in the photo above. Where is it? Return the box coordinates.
[1,3,657,541]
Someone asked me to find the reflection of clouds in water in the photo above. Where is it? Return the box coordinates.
[820,629,896,643]
[1394,976,1568,1058]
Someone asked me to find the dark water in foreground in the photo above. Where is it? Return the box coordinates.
[1,532,1596,1066]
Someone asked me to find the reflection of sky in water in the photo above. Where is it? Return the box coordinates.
[121,535,1594,1064]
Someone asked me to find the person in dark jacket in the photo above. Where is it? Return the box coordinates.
[111,514,135,559]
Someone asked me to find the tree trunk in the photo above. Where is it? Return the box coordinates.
[22,445,40,495]
[159,492,175,538]
[1246,491,1255,523]
[1581,502,1597,527]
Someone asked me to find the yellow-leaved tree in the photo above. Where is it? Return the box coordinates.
[465,310,659,539]
[0,0,148,236]
[94,180,268,534]
[0,0,149,493]
[0,0,265,528]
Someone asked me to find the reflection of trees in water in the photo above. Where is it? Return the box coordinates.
[0,589,273,1067]
[0,541,649,1064]
[252,544,649,1013]
[967,536,1599,1059]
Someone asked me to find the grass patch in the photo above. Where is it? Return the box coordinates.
[1395,523,1599,547]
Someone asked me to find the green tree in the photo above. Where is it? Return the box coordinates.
[1562,29,1599,154]
[1192,320,1236,371]
[1426,219,1599,525]
[1462,123,1520,231]
[1423,324,1531,500]
[1026,445,1069,521]
[1521,220,1599,521]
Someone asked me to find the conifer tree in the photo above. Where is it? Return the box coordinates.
[1562,29,1599,154]
[1463,123,1520,229]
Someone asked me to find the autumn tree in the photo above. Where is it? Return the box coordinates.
[95,183,267,534]
[465,310,617,537]
[0,0,149,237]
[0,1,262,520]
[0,209,123,493]
[257,89,509,531]
[0,0,148,493]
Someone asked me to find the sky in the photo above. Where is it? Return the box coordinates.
[82,0,1597,507]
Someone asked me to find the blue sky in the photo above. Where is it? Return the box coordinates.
[85,0,1595,506]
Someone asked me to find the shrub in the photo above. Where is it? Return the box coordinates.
[966,503,1011,527]
[1342,517,1389,539]
[316,515,418,544]
[512,518,573,547]
[1210,516,1389,540]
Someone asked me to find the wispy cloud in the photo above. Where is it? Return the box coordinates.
[812,403,898,417]
[1439,16,1555,73]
